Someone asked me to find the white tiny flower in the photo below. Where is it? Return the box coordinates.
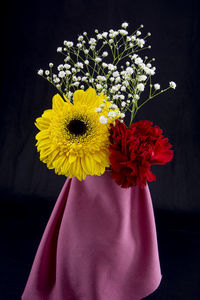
[102,51,108,57]
[143,67,151,74]
[109,104,118,110]
[95,108,102,113]
[113,71,119,78]
[82,76,88,82]
[78,35,84,41]
[97,75,106,82]
[137,83,145,91]
[115,76,121,83]
[84,49,89,54]
[131,35,136,41]
[65,70,71,76]
[121,22,128,29]
[84,60,89,65]
[121,86,126,92]
[112,31,119,38]
[67,91,73,99]
[95,57,102,63]
[135,95,140,100]
[102,32,108,38]
[136,30,141,36]
[97,34,102,40]
[80,85,84,89]
[108,111,117,118]
[137,39,145,48]
[108,64,116,71]
[64,56,70,62]
[64,64,71,69]
[132,54,138,60]
[90,45,95,51]
[58,71,66,78]
[74,81,80,87]
[126,67,134,75]
[76,62,84,69]
[49,63,53,68]
[58,64,64,71]
[54,77,60,83]
[122,80,129,87]
[121,101,126,107]
[100,104,105,108]
[102,62,108,68]
[57,47,62,52]
[77,43,82,48]
[67,41,73,47]
[169,81,176,89]
[89,38,96,45]
[96,84,102,90]
[135,57,143,65]
[154,83,160,90]
[120,113,125,118]
[45,70,50,75]
[71,68,76,73]
[99,116,107,124]
[149,69,155,75]
[118,29,128,36]
[110,86,118,93]
[138,75,147,81]
[38,69,44,76]
[109,39,114,44]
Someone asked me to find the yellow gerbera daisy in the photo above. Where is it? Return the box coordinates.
[35,88,118,180]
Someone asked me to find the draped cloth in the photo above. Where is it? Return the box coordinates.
[22,171,162,300]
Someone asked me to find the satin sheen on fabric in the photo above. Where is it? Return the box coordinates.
[22,171,162,300]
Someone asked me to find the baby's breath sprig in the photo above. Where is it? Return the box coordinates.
[38,22,176,126]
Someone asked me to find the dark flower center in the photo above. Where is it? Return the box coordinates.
[67,119,88,136]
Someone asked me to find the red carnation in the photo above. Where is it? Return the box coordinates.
[109,120,173,188]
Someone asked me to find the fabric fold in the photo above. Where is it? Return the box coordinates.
[22,171,161,300]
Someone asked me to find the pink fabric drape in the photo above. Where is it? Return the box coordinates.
[22,171,161,300]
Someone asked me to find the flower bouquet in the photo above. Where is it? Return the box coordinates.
[22,22,175,300]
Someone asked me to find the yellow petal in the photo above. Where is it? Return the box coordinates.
[73,88,101,108]
[52,94,65,112]
[35,117,50,130]
[93,153,102,163]
[73,90,85,105]
[68,154,77,164]
[35,130,49,141]
[80,156,89,173]
[42,109,54,119]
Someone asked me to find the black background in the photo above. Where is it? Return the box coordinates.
[1,0,200,299]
